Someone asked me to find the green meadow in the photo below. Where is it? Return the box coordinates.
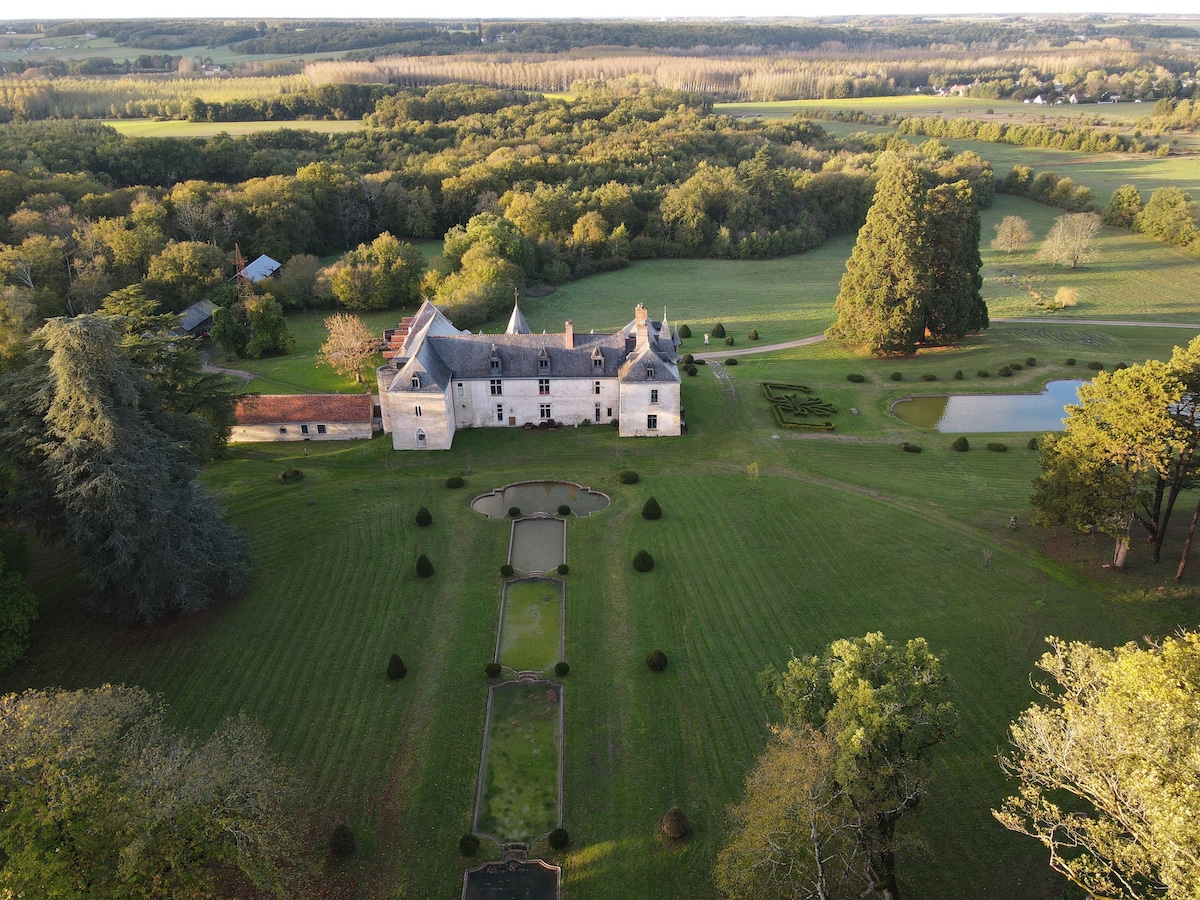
[7,113,1200,899]
[104,119,367,138]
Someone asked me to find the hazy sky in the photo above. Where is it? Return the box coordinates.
[22,1,1200,21]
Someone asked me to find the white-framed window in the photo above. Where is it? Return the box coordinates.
[456,382,464,397]
[647,414,658,430]
[539,379,550,395]
[647,366,655,378]
[606,407,613,418]
[300,424,309,435]
[411,375,420,388]
[650,389,659,404]
[594,380,601,394]
[490,379,503,396]
[317,424,327,434]
[414,405,422,417]
[594,403,601,422]
[540,404,552,419]
[496,404,504,422]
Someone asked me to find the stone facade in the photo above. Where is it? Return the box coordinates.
[378,300,682,450]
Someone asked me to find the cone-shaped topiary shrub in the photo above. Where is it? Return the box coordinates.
[485,662,502,678]
[556,563,569,575]
[748,329,759,340]
[952,436,970,452]
[330,823,357,857]
[555,661,570,676]
[662,806,693,840]
[725,336,735,346]
[445,475,465,488]
[1028,436,1039,450]
[618,470,640,484]
[679,324,691,339]
[633,549,655,572]
[387,654,408,679]
[459,833,480,856]
[548,828,570,850]
[416,506,432,527]
[642,497,662,520]
[646,649,668,671]
[416,554,434,578]
[711,322,726,338]
[954,370,963,380]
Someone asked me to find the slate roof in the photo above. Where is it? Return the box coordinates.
[236,393,373,425]
[178,299,218,335]
[239,254,281,282]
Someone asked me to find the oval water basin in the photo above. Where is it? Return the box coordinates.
[471,480,610,518]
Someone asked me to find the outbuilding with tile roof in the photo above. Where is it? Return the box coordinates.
[231,392,376,442]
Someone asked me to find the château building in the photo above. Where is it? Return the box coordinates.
[377,299,682,450]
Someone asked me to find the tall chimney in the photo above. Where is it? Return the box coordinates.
[634,303,649,350]
[565,319,574,349]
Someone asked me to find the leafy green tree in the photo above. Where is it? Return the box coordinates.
[923,179,986,342]
[328,232,425,311]
[761,632,957,899]
[142,240,227,311]
[0,315,247,621]
[243,295,295,358]
[995,633,1200,900]
[1102,183,1144,229]
[0,685,299,898]
[715,725,873,900]
[1135,186,1200,248]
[210,303,248,360]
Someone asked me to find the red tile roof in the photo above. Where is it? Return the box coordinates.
[236,393,374,425]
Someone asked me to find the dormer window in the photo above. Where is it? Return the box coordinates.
[490,356,501,373]
[539,357,549,371]
[411,375,420,388]
[646,366,655,379]
[592,349,604,370]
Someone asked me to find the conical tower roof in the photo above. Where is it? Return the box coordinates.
[505,301,531,335]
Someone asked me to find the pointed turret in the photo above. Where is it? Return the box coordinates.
[505,300,531,335]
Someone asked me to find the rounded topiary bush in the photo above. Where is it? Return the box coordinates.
[662,806,693,840]
[1065,357,1076,366]
[977,369,990,378]
[556,563,569,575]
[921,373,937,381]
[500,563,514,577]
[681,353,694,365]
[416,506,432,527]
[618,469,640,485]
[445,475,465,488]
[748,329,759,340]
[711,322,726,338]
[646,649,668,672]
[459,833,481,856]
[686,365,698,377]
[485,662,502,678]
[633,549,655,572]
[507,506,521,518]
[726,358,738,365]
[901,442,922,453]
[1027,436,1039,450]
[387,654,408,680]
[951,436,970,452]
[548,828,570,851]
[557,504,571,516]
[679,324,691,339]
[642,496,662,520]
[890,371,903,381]
[415,554,434,578]
[954,370,963,380]
[1026,357,1036,366]
[724,336,735,346]
[278,469,304,485]
[987,442,1008,452]
[694,358,706,366]
[555,661,570,677]
[330,823,357,858]
[847,373,866,383]
[998,366,1012,377]
[1087,361,1104,370]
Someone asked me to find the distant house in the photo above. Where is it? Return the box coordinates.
[177,298,218,337]
[237,254,282,283]
[231,393,376,442]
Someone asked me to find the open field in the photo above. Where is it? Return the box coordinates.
[717,95,1150,125]
[104,118,367,138]
[7,314,1200,898]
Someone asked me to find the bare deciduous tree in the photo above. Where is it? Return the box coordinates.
[318,312,379,384]
[1037,212,1102,268]
[990,215,1034,254]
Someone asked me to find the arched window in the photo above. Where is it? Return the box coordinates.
[415,428,426,445]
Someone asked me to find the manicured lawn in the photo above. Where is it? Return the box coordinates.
[477,682,562,843]
[8,224,1200,898]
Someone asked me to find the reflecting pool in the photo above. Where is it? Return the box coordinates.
[891,380,1086,432]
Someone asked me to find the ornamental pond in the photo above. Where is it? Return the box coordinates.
[891,380,1086,433]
